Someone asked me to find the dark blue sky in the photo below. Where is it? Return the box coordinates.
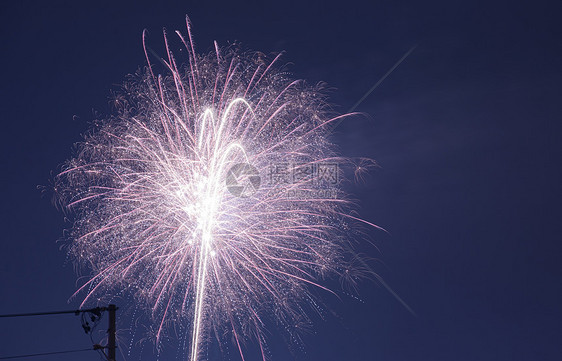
[1,1,561,360]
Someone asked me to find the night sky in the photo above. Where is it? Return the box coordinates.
[1,1,561,360]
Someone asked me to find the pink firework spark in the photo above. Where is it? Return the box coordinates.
[56,17,376,361]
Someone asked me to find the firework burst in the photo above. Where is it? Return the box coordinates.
[56,17,376,361]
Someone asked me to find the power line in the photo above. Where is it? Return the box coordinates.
[0,307,108,318]
[0,305,118,361]
[0,347,94,360]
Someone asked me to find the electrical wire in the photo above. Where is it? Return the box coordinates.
[0,307,107,318]
[0,347,94,360]
[0,306,116,361]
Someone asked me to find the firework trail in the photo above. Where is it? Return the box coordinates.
[56,17,377,361]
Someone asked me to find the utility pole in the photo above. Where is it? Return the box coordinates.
[108,304,117,361]
[0,305,119,361]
